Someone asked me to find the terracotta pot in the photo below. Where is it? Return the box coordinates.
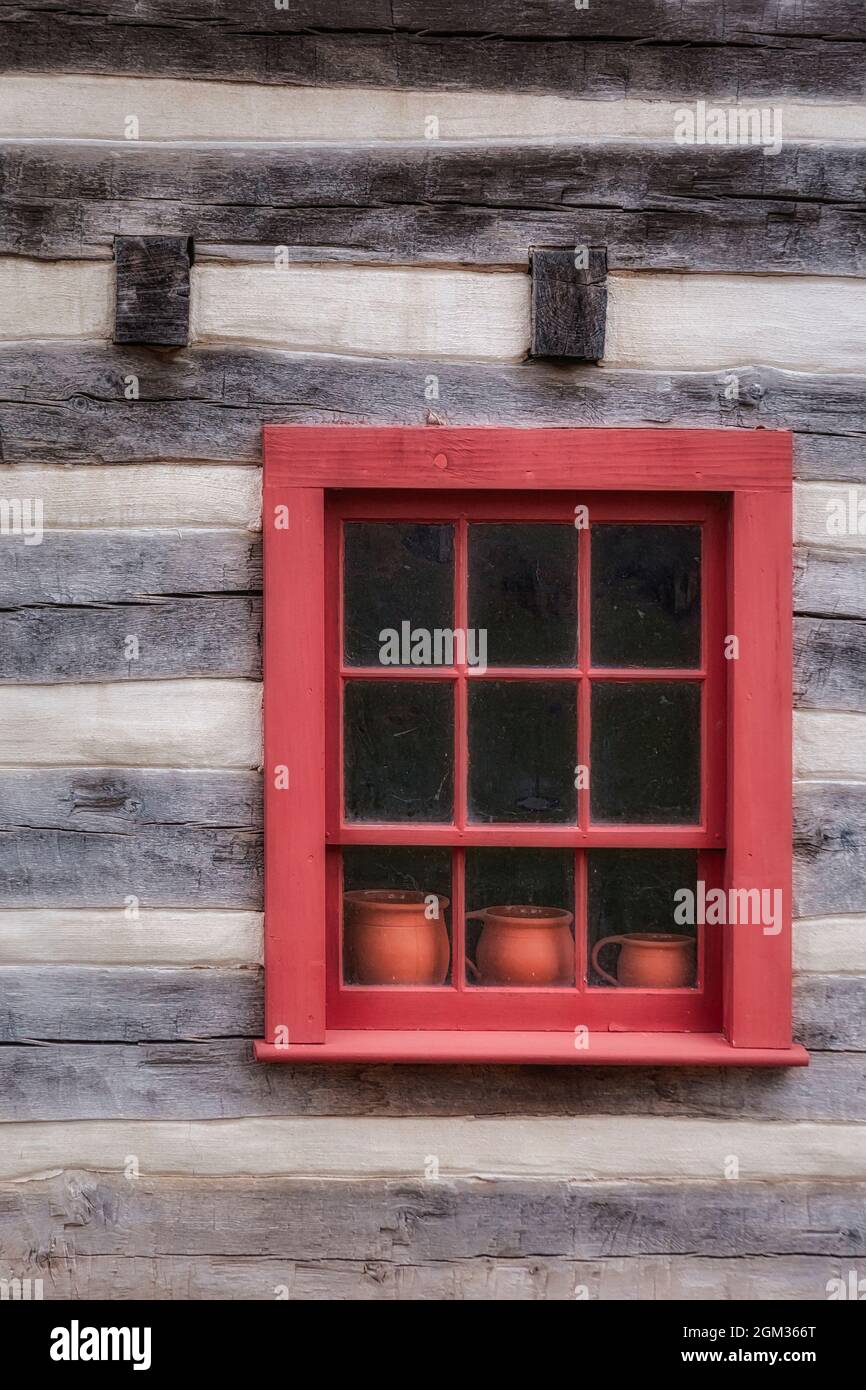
[344,889,450,985]
[467,905,574,986]
[591,932,695,988]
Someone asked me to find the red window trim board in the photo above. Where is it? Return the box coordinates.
[256,426,807,1068]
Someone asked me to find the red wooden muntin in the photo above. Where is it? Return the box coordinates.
[258,427,805,1067]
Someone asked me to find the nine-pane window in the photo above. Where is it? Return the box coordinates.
[326,492,725,1034]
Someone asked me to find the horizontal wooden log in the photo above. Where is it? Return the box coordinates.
[0,768,261,830]
[0,829,262,908]
[0,344,862,471]
[1,1113,865,1180]
[0,681,261,767]
[0,597,262,681]
[3,1,864,44]
[4,76,866,145]
[0,1039,862,1122]
[0,528,261,605]
[0,966,263,1042]
[2,3,865,100]
[0,769,263,907]
[191,264,530,362]
[794,783,866,918]
[795,976,866,1050]
[0,964,860,1049]
[0,1173,863,1271]
[0,1249,849,1301]
[0,910,262,966]
[4,140,866,274]
[113,234,190,347]
[794,617,866,711]
[794,549,866,620]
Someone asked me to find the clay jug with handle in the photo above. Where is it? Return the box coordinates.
[591,932,695,987]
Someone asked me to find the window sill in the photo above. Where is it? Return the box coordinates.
[254,1032,809,1067]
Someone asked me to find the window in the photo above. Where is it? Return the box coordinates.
[256,427,806,1067]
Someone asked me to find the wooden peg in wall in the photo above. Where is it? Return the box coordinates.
[530,246,607,361]
[113,236,191,347]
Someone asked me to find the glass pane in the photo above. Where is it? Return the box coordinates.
[344,680,454,822]
[591,524,701,668]
[590,681,700,824]
[468,680,577,823]
[342,847,452,986]
[468,523,577,666]
[344,523,454,666]
[587,850,698,988]
[465,848,575,987]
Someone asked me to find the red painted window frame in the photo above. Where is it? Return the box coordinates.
[256,426,807,1068]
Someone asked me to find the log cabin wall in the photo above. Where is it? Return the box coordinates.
[0,3,864,1299]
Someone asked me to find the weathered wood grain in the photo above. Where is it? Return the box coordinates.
[0,767,261,831]
[794,617,866,712]
[0,597,262,681]
[0,967,263,1042]
[0,964,860,1049]
[794,976,866,1051]
[1,1113,865,1180]
[0,1040,862,1123]
[0,344,862,471]
[4,140,866,274]
[4,1,864,43]
[0,681,262,767]
[0,909,262,965]
[2,1168,862,1298]
[2,2,865,100]
[0,529,261,605]
[794,549,866,620]
[0,769,263,907]
[1,1173,863,1269]
[794,783,866,918]
[0,829,261,908]
[191,264,530,361]
[5,76,866,145]
[393,2,866,40]
[0,1250,850,1301]
[113,235,190,347]
[531,248,606,362]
